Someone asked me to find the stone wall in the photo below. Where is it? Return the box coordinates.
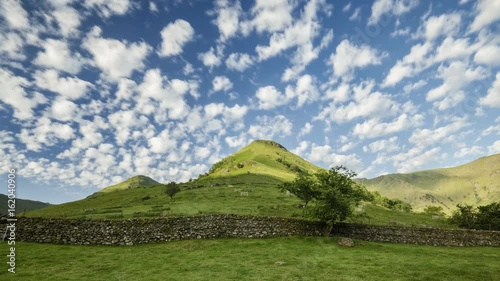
[1,216,498,246]
[332,223,500,246]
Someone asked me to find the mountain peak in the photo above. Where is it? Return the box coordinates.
[101,175,160,193]
[200,139,322,182]
[250,140,288,151]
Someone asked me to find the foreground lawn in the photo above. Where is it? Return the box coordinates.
[1,237,498,280]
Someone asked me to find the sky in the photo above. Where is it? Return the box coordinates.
[0,0,499,204]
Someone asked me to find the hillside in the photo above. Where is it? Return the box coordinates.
[100,175,160,193]
[358,154,500,214]
[0,194,51,215]
[200,140,323,182]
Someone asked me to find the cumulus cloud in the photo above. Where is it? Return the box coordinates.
[0,0,29,29]
[480,72,500,108]
[83,26,151,81]
[329,39,385,81]
[418,13,462,41]
[306,143,363,170]
[248,115,293,139]
[255,86,288,110]
[0,32,25,60]
[83,0,131,18]
[34,39,86,74]
[212,0,241,42]
[248,0,293,34]
[34,69,92,100]
[409,118,468,148]
[0,68,45,120]
[225,53,253,71]
[368,0,419,25]
[198,47,223,68]
[352,113,424,139]
[470,0,500,32]
[212,76,233,92]
[158,19,195,57]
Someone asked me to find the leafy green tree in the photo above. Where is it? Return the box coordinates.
[165,182,180,200]
[278,174,318,208]
[423,206,445,216]
[475,202,500,230]
[450,204,477,229]
[311,166,364,235]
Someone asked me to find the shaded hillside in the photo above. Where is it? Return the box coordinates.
[358,154,500,214]
[0,194,51,215]
[200,139,323,182]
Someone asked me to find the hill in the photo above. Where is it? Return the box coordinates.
[100,175,160,193]
[199,139,323,182]
[0,194,51,215]
[357,154,500,214]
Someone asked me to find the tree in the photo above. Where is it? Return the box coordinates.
[450,204,477,229]
[165,182,180,200]
[278,174,318,208]
[280,166,364,236]
[311,166,364,235]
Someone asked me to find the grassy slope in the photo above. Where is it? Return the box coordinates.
[358,154,500,214]
[200,140,323,182]
[0,194,51,215]
[2,238,498,281]
[99,175,159,193]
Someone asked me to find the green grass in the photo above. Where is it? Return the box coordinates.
[25,175,456,228]
[1,237,498,280]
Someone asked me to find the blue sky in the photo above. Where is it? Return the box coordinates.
[0,0,499,204]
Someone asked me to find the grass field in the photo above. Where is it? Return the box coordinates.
[1,237,498,281]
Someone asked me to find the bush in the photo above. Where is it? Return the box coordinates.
[450,203,500,230]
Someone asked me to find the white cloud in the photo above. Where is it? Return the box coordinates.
[50,3,81,37]
[149,1,158,13]
[349,7,362,21]
[0,68,45,120]
[363,136,400,153]
[382,42,433,87]
[83,26,151,81]
[0,0,29,29]
[343,3,351,12]
[50,98,78,121]
[149,130,177,154]
[454,146,484,158]
[249,0,293,33]
[158,19,195,57]
[34,39,85,74]
[488,140,500,155]
[470,0,500,32]
[474,44,500,66]
[426,61,488,110]
[225,53,253,71]
[225,134,247,148]
[198,47,222,68]
[480,72,500,108]
[306,143,363,170]
[368,0,419,25]
[419,13,462,41]
[298,122,313,137]
[316,81,399,124]
[248,115,293,139]
[212,76,233,92]
[213,0,241,41]
[34,70,92,100]
[83,0,131,18]
[284,74,319,108]
[0,32,25,60]
[353,113,424,139]
[255,86,288,109]
[329,39,385,81]
[403,79,427,94]
[394,147,442,173]
[409,118,468,148]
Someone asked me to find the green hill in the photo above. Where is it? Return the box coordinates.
[100,175,160,193]
[200,139,323,182]
[0,194,51,215]
[357,154,500,214]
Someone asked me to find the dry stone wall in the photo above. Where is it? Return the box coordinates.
[1,215,499,246]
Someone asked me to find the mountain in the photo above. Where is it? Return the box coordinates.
[0,194,51,215]
[358,154,500,214]
[100,175,160,193]
[200,140,323,182]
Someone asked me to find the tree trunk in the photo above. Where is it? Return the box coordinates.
[323,223,334,237]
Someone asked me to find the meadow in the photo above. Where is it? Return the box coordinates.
[1,237,498,281]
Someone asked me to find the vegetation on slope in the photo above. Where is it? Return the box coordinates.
[99,175,160,193]
[357,154,500,214]
[0,194,51,215]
